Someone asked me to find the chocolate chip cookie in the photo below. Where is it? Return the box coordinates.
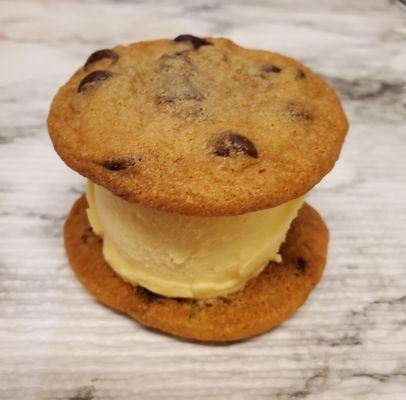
[48,35,348,216]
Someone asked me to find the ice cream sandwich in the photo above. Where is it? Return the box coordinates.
[48,36,348,341]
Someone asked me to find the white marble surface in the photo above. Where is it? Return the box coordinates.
[1,0,406,399]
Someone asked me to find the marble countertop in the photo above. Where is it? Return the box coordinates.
[1,0,406,399]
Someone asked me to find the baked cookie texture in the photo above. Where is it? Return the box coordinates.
[64,196,328,342]
[48,36,348,216]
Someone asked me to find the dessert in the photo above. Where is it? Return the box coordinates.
[48,35,348,341]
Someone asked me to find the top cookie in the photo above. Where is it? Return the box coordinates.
[48,35,348,216]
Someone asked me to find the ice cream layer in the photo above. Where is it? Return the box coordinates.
[86,181,304,299]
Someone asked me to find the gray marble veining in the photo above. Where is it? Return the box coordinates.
[0,0,405,399]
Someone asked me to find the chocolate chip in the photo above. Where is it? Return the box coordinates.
[80,227,93,244]
[262,64,281,73]
[135,286,163,303]
[156,48,205,116]
[101,157,137,171]
[214,132,258,158]
[297,69,306,79]
[174,297,187,304]
[156,75,203,104]
[174,297,197,305]
[156,88,203,104]
[294,109,313,120]
[296,257,307,275]
[84,49,118,69]
[158,52,191,74]
[286,102,313,121]
[174,34,212,49]
[78,70,112,92]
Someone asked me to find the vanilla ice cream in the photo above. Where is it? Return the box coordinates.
[86,181,305,299]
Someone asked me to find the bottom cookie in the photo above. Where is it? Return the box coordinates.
[64,196,328,342]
